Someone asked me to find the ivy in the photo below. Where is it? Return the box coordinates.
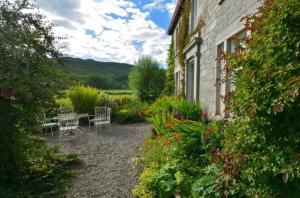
[176,0,190,96]
[163,37,175,95]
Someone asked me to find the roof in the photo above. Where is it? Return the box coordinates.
[167,0,185,35]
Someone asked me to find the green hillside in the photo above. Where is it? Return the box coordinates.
[54,57,133,89]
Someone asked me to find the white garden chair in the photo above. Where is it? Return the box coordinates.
[58,117,79,141]
[41,114,57,137]
[88,107,107,131]
[94,108,111,132]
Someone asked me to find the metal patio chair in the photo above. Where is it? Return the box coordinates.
[88,107,107,131]
[41,114,58,137]
[58,117,79,141]
[94,108,111,132]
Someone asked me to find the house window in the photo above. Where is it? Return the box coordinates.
[175,71,180,95]
[224,31,246,116]
[215,42,224,115]
[186,59,195,102]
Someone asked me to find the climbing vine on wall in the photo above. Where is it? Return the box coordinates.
[163,37,175,95]
[176,0,190,96]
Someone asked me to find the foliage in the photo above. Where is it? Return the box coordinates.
[67,85,102,114]
[176,0,191,96]
[163,37,175,95]
[112,98,148,124]
[54,57,132,90]
[133,96,222,197]
[105,90,133,97]
[88,75,114,90]
[129,56,166,102]
[191,164,221,198]
[218,0,300,197]
[56,97,72,107]
[0,0,79,196]
[150,96,202,135]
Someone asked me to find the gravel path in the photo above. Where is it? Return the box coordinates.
[46,123,151,198]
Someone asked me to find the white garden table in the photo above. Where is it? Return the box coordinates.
[53,113,89,122]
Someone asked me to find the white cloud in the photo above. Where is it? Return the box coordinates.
[32,0,171,65]
[144,0,176,16]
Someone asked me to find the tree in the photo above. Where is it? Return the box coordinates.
[129,56,165,102]
[217,0,300,197]
[0,0,74,196]
[163,37,175,95]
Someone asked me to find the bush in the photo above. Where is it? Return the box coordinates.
[67,85,111,114]
[0,1,78,196]
[129,56,166,102]
[162,38,175,95]
[150,96,201,120]
[133,116,222,197]
[218,0,300,197]
[113,99,148,124]
[150,96,202,135]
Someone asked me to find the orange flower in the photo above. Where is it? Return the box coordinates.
[201,111,208,118]
[160,140,169,147]
[139,111,145,117]
[175,133,181,142]
[156,135,163,141]
[166,120,174,129]
[180,118,189,123]
[204,128,212,137]
[169,131,175,136]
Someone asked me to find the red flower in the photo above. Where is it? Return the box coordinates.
[223,163,229,173]
[201,111,208,118]
[204,128,212,137]
[166,120,174,129]
[160,140,169,147]
[175,133,181,142]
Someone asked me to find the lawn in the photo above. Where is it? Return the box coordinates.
[104,90,133,97]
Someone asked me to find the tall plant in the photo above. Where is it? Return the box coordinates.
[129,56,166,102]
[163,37,175,95]
[0,0,76,196]
[218,0,300,197]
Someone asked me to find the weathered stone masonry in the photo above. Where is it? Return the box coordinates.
[168,0,260,118]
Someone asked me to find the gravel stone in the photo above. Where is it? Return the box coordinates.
[45,123,151,198]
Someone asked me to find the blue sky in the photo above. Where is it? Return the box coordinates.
[33,0,176,66]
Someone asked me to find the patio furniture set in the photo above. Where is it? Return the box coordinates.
[41,106,111,140]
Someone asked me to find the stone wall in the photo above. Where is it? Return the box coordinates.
[173,0,259,118]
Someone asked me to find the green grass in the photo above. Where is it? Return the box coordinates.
[104,90,133,97]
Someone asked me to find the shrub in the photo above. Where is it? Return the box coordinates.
[150,96,202,135]
[150,96,201,120]
[113,99,148,124]
[0,1,78,196]
[67,85,104,114]
[218,0,300,197]
[191,164,221,198]
[133,117,223,197]
[129,56,166,102]
[162,37,175,95]
[56,97,72,107]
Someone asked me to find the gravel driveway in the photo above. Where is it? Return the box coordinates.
[46,123,151,198]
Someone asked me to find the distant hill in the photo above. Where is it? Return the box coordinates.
[54,57,133,89]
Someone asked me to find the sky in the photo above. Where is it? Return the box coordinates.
[31,0,177,66]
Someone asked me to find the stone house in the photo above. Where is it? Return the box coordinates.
[168,0,260,118]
